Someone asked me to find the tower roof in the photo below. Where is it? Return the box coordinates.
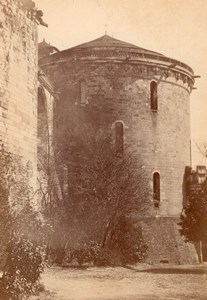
[38,38,51,49]
[39,35,194,77]
[62,34,164,57]
[38,39,59,51]
[38,39,59,59]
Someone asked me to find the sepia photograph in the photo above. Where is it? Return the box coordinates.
[0,0,207,299]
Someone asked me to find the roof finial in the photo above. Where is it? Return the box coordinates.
[105,24,108,35]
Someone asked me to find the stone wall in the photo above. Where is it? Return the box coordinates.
[0,0,38,186]
[39,37,198,263]
[40,58,191,217]
[141,217,198,264]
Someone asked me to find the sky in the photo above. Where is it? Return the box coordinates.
[35,0,207,167]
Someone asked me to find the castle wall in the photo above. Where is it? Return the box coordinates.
[40,58,191,217]
[0,0,38,185]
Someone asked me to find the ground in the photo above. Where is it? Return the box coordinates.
[31,264,207,300]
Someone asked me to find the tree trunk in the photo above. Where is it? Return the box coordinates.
[200,240,203,263]
[101,221,111,248]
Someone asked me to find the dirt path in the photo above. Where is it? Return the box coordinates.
[31,266,207,300]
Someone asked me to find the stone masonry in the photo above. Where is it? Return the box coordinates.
[0,2,198,263]
[39,35,198,263]
[39,35,193,217]
[0,0,38,186]
[0,0,56,201]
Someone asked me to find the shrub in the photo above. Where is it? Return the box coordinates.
[64,241,115,267]
[109,216,147,265]
[62,216,147,268]
[91,246,115,267]
[0,205,50,300]
[0,236,46,300]
[0,147,51,299]
[64,242,94,266]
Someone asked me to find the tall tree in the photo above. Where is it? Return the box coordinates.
[179,180,207,262]
[54,124,149,253]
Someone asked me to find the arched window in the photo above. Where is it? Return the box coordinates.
[153,172,160,208]
[115,121,124,155]
[150,81,158,111]
[80,80,86,104]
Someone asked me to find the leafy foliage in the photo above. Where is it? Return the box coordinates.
[0,237,45,300]
[0,147,12,269]
[0,205,49,300]
[64,217,147,267]
[109,216,147,265]
[179,181,207,243]
[0,146,50,299]
[64,241,115,267]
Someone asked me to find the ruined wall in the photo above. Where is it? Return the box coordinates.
[0,0,38,186]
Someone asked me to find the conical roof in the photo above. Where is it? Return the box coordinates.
[61,34,164,57]
[38,38,52,50]
[39,35,194,76]
[38,39,59,59]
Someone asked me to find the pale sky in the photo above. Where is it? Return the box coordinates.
[36,0,207,167]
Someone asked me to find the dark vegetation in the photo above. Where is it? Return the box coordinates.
[179,182,207,243]
[43,124,149,267]
[0,146,49,300]
[179,181,207,262]
[0,122,149,298]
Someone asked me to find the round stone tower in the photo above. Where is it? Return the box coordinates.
[39,34,198,263]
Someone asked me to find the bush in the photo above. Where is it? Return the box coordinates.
[53,247,66,265]
[0,205,50,300]
[109,216,147,265]
[59,217,147,267]
[64,242,95,266]
[0,236,46,300]
[91,245,115,267]
[63,240,114,267]
[0,147,50,299]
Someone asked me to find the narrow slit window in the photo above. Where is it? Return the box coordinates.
[150,81,158,111]
[153,172,160,208]
[115,122,124,155]
[80,80,86,104]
